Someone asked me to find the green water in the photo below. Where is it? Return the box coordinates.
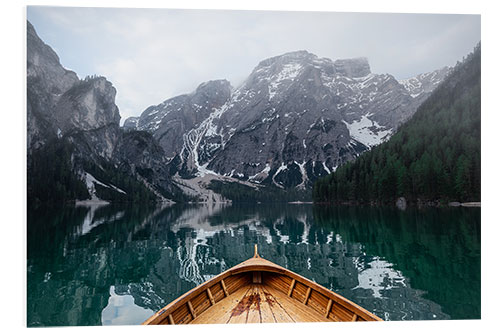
[27,203,480,326]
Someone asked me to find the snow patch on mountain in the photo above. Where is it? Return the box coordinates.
[296,161,308,189]
[180,101,233,175]
[268,63,303,99]
[248,163,271,182]
[85,172,126,196]
[321,161,331,174]
[399,66,450,100]
[76,172,127,205]
[272,163,288,188]
[343,114,393,147]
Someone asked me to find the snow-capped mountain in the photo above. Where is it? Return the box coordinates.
[399,67,451,99]
[125,50,450,189]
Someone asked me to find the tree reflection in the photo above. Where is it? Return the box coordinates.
[27,203,480,326]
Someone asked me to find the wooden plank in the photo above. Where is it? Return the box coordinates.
[227,298,251,324]
[223,275,239,291]
[264,275,289,292]
[225,285,255,324]
[227,280,249,295]
[252,271,262,284]
[261,285,296,323]
[337,302,355,319]
[269,273,292,287]
[190,291,211,317]
[264,285,332,323]
[210,283,225,303]
[308,290,329,315]
[190,285,252,325]
[171,303,191,324]
[226,274,251,294]
[325,299,333,318]
[187,301,196,319]
[245,285,262,323]
[303,287,312,305]
[255,285,276,323]
[291,282,307,302]
[271,275,291,290]
[168,314,175,325]
[287,279,296,297]
[227,283,275,324]
[352,314,358,321]
[276,273,293,285]
[207,288,215,306]
[331,303,354,321]
[226,284,289,324]
[221,279,229,297]
[328,312,341,322]
[276,276,294,293]
[212,289,226,303]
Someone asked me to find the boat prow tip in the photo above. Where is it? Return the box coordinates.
[253,244,260,258]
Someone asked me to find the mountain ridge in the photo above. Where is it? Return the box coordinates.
[27,19,462,204]
[125,50,451,191]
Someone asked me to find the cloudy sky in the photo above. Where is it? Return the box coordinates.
[27,6,480,123]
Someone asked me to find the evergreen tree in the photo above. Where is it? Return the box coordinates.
[313,43,481,205]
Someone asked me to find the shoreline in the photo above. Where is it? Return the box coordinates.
[75,199,110,207]
[452,202,481,207]
[312,200,481,208]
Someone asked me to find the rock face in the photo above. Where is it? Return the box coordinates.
[127,50,450,189]
[141,80,232,166]
[54,76,121,134]
[113,130,180,199]
[27,21,79,150]
[27,21,120,156]
[123,116,139,130]
[27,21,180,203]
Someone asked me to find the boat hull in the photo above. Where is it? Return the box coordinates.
[143,254,382,324]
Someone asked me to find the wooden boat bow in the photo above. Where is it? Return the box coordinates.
[143,245,382,325]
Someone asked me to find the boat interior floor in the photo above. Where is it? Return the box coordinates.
[190,283,333,324]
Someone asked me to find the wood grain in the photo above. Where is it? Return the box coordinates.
[325,299,333,318]
[287,279,296,297]
[221,279,229,297]
[190,285,252,324]
[143,255,382,325]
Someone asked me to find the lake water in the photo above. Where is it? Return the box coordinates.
[27,203,480,326]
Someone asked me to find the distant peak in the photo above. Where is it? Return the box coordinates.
[257,50,318,68]
[280,50,316,58]
[196,79,232,92]
[253,51,372,78]
[27,20,35,33]
[333,57,371,78]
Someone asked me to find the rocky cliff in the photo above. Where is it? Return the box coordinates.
[27,21,181,205]
[27,21,79,150]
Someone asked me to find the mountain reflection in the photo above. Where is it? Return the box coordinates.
[27,203,480,326]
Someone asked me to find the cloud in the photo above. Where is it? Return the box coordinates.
[27,7,480,122]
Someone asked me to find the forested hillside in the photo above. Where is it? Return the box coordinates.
[313,44,480,205]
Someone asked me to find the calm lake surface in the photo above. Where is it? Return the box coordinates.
[27,203,480,326]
